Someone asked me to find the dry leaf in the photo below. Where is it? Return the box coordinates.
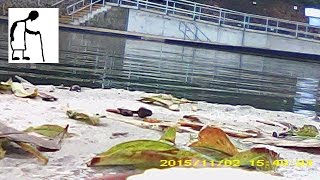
[189,127,238,156]
[11,82,38,98]
[66,110,100,126]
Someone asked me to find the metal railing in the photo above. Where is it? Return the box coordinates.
[52,0,66,7]
[67,0,104,19]
[179,22,211,42]
[66,0,320,41]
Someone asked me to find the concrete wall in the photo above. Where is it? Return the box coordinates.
[127,9,320,56]
[84,7,129,31]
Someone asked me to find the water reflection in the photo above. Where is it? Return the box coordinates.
[0,23,319,116]
[293,78,319,116]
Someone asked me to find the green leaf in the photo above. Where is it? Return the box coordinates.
[87,140,206,168]
[294,125,319,137]
[24,124,71,138]
[66,110,100,126]
[159,127,176,144]
[224,147,280,171]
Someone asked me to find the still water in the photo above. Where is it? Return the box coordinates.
[0,23,319,116]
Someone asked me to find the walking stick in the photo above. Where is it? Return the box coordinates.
[38,33,45,62]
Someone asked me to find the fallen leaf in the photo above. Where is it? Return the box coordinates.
[110,132,129,139]
[0,140,6,159]
[66,110,100,125]
[224,147,280,171]
[88,140,206,169]
[38,92,58,102]
[0,78,12,91]
[183,115,202,123]
[0,122,60,151]
[189,127,238,156]
[24,124,71,138]
[159,127,176,144]
[11,82,38,98]
[16,142,48,165]
[117,109,134,116]
[178,120,203,131]
[107,107,152,118]
[143,118,162,123]
[0,122,60,163]
[294,125,319,137]
[138,94,192,111]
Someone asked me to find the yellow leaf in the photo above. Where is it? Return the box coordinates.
[0,78,12,90]
[15,142,48,165]
[11,82,38,98]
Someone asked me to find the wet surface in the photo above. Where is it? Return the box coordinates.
[0,23,319,116]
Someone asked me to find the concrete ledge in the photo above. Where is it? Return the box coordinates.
[1,15,320,62]
[58,24,320,62]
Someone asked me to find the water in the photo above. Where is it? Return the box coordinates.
[0,23,319,116]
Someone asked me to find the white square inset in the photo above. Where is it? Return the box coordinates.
[8,8,59,63]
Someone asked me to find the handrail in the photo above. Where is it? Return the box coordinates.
[67,0,104,20]
[52,0,66,7]
[66,0,320,41]
[179,22,211,42]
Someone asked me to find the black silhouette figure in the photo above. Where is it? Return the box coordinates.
[10,10,45,62]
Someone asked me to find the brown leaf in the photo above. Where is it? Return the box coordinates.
[183,115,202,123]
[143,118,162,123]
[110,132,129,139]
[106,109,120,114]
[189,127,238,156]
[38,92,58,102]
[106,108,133,116]
[178,121,203,131]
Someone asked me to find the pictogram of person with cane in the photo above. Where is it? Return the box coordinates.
[10,10,45,62]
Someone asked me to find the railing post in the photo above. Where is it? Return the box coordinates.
[90,0,92,12]
[103,0,105,6]
[243,15,246,30]
[218,9,222,25]
[266,18,269,32]
[247,16,251,29]
[165,0,169,15]
[199,7,201,20]
[193,4,197,20]
[137,0,139,8]
[83,0,84,6]
[72,6,75,20]
[173,2,176,14]
[295,24,299,37]
[276,21,279,33]
[146,0,148,9]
